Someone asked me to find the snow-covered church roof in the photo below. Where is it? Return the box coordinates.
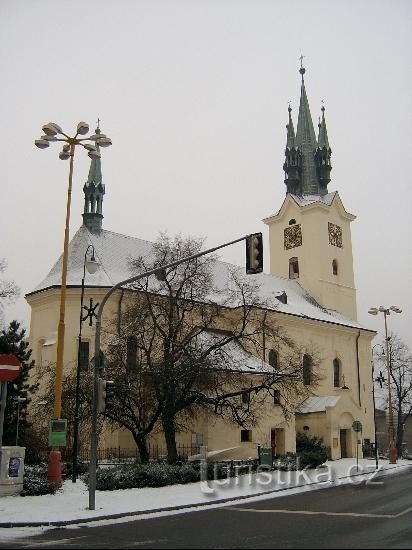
[27,225,372,332]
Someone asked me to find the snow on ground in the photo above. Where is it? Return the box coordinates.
[0,459,410,533]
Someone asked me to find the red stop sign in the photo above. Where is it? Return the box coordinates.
[0,354,21,382]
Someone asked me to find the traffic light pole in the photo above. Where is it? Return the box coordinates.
[88,233,260,510]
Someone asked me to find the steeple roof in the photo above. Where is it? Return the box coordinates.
[295,68,319,194]
[317,106,330,149]
[85,129,102,187]
[286,105,296,149]
[82,125,106,233]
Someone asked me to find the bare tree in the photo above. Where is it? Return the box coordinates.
[0,259,20,327]
[103,234,320,463]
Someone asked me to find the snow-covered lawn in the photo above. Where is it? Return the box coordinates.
[0,458,410,528]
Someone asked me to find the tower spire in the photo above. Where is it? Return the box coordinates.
[283,104,302,194]
[82,125,105,233]
[315,104,332,193]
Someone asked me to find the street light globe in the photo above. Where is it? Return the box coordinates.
[35,139,50,149]
[42,123,61,136]
[89,133,107,141]
[83,143,97,152]
[88,150,101,159]
[96,137,112,147]
[390,306,402,313]
[368,308,378,315]
[41,135,57,141]
[77,122,89,135]
[86,256,99,275]
[59,150,71,160]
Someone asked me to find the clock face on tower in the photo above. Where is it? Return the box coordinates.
[284,224,302,250]
[328,222,343,248]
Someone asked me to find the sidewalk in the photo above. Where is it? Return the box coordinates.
[0,458,410,528]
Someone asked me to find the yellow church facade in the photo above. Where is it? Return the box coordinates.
[26,65,376,461]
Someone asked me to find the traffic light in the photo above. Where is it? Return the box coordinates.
[246,233,263,274]
[97,379,116,413]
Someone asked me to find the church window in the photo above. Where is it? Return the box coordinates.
[332,259,338,276]
[273,390,281,405]
[126,336,138,371]
[268,349,278,368]
[241,429,252,442]
[303,354,312,385]
[289,219,296,225]
[241,390,250,405]
[289,257,299,279]
[333,358,341,388]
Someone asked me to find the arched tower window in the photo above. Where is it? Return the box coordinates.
[332,259,338,276]
[303,354,312,386]
[333,358,341,388]
[289,257,299,279]
[289,219,296,225]
[268,349,278,368]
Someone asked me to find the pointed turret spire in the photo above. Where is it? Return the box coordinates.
[283,105,302,194]
[315,105,332,194]
[295,64,319,194]
[82,124,105,233]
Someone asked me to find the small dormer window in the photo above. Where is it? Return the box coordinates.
[332,259,338,276]
[289,257,299,279]
[289,218,296,225]
[268,349,278,368]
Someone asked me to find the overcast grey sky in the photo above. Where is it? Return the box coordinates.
[1,0,411,349]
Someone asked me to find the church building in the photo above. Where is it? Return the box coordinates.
[26,65,376,461]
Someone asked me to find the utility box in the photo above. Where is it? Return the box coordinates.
[258,447,273,467]
[0,446,25,496]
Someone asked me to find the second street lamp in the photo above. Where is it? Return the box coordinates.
[72,245,99,483]
[35,121,111,486]
[368,305,402,463]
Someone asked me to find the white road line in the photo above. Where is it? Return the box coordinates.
[226,507,411,519]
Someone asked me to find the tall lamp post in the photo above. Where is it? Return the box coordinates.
[35,122,112,485]
[368,305,402,462]
[72,245,99,483]
[371,343,386,470]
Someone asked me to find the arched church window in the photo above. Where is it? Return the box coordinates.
[332,259,338,276]
[303,354,312,386]
[126,336,138,372]
[333,358,341,388]
[289,219,296,225]
[268,349,278,368]
[289,257,299,279]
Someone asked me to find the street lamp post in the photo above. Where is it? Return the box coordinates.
[368,305,402,462]
[35,122,111,485]
[72,245,99,483]
[371,343,386,470]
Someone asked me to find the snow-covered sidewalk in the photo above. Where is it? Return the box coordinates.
[0,459,410,527]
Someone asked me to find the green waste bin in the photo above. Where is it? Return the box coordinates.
[258,447,273,467]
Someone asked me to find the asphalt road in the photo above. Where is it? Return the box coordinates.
[2,468,412,549]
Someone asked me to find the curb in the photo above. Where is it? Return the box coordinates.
[0,463,410,528]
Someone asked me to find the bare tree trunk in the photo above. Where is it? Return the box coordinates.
[396,410,404,457]
[133,433,150,463]
[162,412,178,463]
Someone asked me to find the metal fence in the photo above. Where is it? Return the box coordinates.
[62,444,201,464]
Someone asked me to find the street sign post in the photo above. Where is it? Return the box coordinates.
[352,420,363,472]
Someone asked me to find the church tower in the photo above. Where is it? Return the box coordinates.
[82,125,105,233]
[264,63,357,320]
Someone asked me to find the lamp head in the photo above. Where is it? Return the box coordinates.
[77,122,89,135]
[368,308,378,315]
[59,150,71,160]
[390,306,402,314]
[42,122,61,136]
[35,139,50,149]
[86,255,99,275]
[96,137,112,148]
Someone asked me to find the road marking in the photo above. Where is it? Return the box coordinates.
[226,507,412,519]
[16,536,88,547]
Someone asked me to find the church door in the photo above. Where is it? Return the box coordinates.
[271,429,277,455]
[340,429,348,458]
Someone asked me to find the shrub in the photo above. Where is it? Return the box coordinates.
[273,452,298,471]
[296,432,328,469]
[21,464,56,497]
